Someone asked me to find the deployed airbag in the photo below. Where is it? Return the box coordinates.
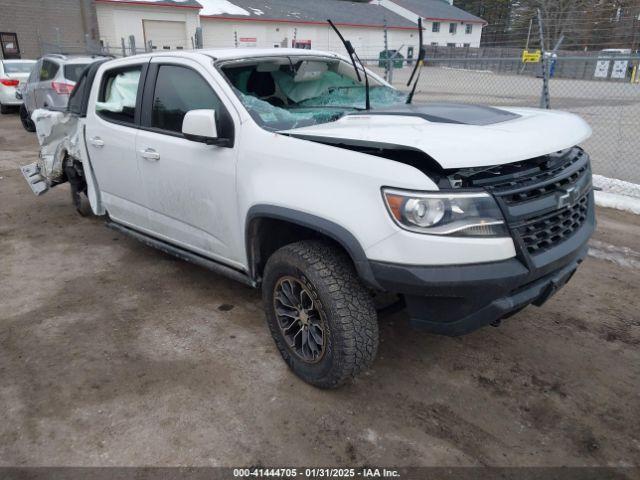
[272,70,356,103]
[95,70,140,113]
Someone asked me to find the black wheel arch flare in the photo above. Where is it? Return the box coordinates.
[245,205,381,289]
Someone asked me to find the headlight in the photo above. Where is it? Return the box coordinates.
[382,188,508,237]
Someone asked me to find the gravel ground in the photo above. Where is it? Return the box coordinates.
[0,111,639,467]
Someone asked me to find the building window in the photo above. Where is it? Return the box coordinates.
[431,42,439,46]
[449,23,457,34]
[447,43,456,47]
[466,24,473,34]
[0,32,21,59]
[463,43,471,48]
[432,22,440,33]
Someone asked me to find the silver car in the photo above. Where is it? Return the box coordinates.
[20,54,97,131]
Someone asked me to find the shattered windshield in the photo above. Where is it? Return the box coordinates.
[220,56,406,131]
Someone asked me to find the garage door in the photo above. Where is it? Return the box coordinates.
[143,20,187,51]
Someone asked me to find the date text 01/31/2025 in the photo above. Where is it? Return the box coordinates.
[233,468,401,478]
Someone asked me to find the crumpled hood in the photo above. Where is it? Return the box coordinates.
[281,105,592,169]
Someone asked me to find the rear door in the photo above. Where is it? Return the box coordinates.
[84,60,149,227]
[36,60,60,108]
[135,57,242,265]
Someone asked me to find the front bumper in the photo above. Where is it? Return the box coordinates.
[370,192,595,336]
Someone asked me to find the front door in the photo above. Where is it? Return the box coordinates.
[135,58,241,266]
[85,62,148,227]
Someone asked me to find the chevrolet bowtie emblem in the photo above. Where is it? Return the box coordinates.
[557,186,579,209]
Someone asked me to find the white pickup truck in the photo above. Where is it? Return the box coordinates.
[22,49,594,388]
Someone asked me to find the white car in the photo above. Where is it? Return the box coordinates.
[21,49,595,388]
[0,59,36,113]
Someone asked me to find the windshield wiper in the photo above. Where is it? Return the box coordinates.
[406,17,426,105]
[327,19,371,110]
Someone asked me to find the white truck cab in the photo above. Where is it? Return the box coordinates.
[22,49,595,388]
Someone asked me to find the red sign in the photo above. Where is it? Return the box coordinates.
[239,37,257,43]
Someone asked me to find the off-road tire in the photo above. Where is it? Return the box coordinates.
[0,103,11,114]
[263,240,378,388]
[20,104,35,132]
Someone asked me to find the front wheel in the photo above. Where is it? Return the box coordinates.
[20,104,35,132]
[262,240,379,388]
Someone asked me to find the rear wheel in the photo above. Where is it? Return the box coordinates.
[65,160,93,217]
[20,104,35,132]
[262,240,378,388]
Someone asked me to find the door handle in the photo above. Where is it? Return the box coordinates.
[89,137,105,148]
[140,148,160,161]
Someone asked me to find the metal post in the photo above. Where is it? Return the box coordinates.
[537,9,550,109]
[525,18,533,51]
[195,27,203,49]
[519,18,533,74]
[387,45,405,85]
[121,37,127,57]
[383,18,390,82]
[55,27,61,53]
[128,35,136,56]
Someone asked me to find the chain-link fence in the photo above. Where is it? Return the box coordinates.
[367,53,640,184]
[38,25,640,184]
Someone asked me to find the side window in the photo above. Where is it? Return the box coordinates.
[96,66,142,125]
[28,61,40,82]
[151,65,222,134]
[40,60,59,81]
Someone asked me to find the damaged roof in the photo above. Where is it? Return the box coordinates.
[392,0,485,23]
[198,0,419,29]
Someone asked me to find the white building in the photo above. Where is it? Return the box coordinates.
[95,0,485,57]
[380,0,485,48]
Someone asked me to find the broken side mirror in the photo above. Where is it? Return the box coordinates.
[182,109,233,148]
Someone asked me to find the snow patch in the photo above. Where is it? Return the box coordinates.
[593,174,640,215]
[589,239,640,269]
[595,191,640,215]
[198,0,250,16]
[593,174,640,198]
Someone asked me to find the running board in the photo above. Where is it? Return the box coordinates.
[20,163,49,196]
[106,220,257,288]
